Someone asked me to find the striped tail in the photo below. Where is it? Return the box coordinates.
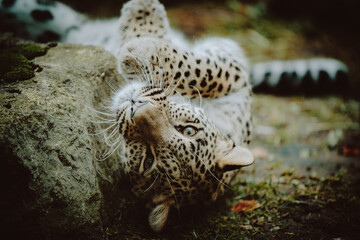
[251,58,349,95]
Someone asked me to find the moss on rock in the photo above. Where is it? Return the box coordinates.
[0,43,46,83]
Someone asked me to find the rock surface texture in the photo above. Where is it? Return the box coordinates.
[0,42,125,240]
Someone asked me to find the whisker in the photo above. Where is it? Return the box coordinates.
[144,173,160,192]
[189,85,203,108]
[85,110,116,123]
[193,152,230,190]
[164,172,180,214]
[96,138,122,162]
[106,79,120,94]
[104,127,119,143]
[85,105,116,117]
[88,122,117,136]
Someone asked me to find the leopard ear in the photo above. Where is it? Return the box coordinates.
[148,202,170,232]
[217,146,254,172]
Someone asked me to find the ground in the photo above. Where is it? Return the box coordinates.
[98,1,360,239]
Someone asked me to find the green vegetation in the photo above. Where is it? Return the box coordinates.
[0,43,46,83]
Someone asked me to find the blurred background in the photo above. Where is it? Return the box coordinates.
[1,0,359,97]
[54,0,360,98]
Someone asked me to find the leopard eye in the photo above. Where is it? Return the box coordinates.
[144,156,154,171]
[143,148,155,172]
[183,126,198,137]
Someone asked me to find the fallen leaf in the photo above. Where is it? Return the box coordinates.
[342,146,360,156]
[231,200,260,213]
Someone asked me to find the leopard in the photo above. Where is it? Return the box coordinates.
[107,0,254,232]
[0,0,349,232]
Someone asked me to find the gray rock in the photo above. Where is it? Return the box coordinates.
[0,43,126,239]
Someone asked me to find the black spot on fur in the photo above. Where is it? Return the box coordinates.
[190,143,196,152]
[200,78,207,88]
[196,59,201,64]
[2,0,15,8]
[196,161,201,169]
[195,68,201,78]
[31,10,53,22]
[200,165,205,174]
[227,84,232,92]
[217,68,222,78]
[225,71,230,80]
[207,69,213,81]
[189,80,197,86]
[207,82,217,92]
[178,61,183,68]
[235,75,240,82]
[174,72,181,79]
[184,71,190,77]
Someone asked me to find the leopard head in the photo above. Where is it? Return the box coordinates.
[113,83,254,232]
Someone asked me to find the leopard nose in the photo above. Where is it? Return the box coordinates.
[131,100,148,118]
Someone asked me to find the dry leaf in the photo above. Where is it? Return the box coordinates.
[231,200,260,213]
